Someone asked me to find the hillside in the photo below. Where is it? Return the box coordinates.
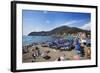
[28,26,90,36]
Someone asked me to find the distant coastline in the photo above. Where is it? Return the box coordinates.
[28,26,90,36]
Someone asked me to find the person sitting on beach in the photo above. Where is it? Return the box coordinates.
[73,55,80,60]
[57,56,65,61]
[60,56,65,61]
[42,51,51,60]
[57,57,61,61]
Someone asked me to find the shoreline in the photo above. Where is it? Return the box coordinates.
[22,33,91,63]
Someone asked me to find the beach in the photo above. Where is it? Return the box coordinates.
[22,43,91,63]
[22,10,91,63]
[22,32,91,63]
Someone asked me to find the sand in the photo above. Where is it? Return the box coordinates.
[22,44,91,63]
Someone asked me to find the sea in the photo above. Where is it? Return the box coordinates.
[22,35,74,46]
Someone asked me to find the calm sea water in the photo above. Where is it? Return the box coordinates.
[23,36,57,46]
[22,35,74,46]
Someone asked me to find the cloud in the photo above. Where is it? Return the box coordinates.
[58,20,84,27]
[58,20,90,31]
[80,22,91,30]
[62,20,78,26]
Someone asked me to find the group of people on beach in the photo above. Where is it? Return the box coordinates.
[23,42,38,54]
[23,33,91,62]
[31,47,51,62]
[32,47,41,60]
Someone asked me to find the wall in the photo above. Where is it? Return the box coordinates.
[0,0,99,73]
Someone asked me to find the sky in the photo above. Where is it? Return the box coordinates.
[22,10,91,35]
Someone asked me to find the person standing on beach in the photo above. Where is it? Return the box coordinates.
[35,47,41,56]
[87,48,91,59]
[32,49,36,60]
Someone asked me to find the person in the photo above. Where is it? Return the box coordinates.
[87,48,91,59]
[80,46,85,57]
[73,55,80,60]
[75,42,81,54]
[60,56,64,61]
[57,56,64,61]
[57,57,61,61]
[81,38,86,45]
[86,38,91,47]
[32,49,36,59]
[32,59,35,62]
[35,47,41,56]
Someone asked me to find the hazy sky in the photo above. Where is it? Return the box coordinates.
[22,10,91,35]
